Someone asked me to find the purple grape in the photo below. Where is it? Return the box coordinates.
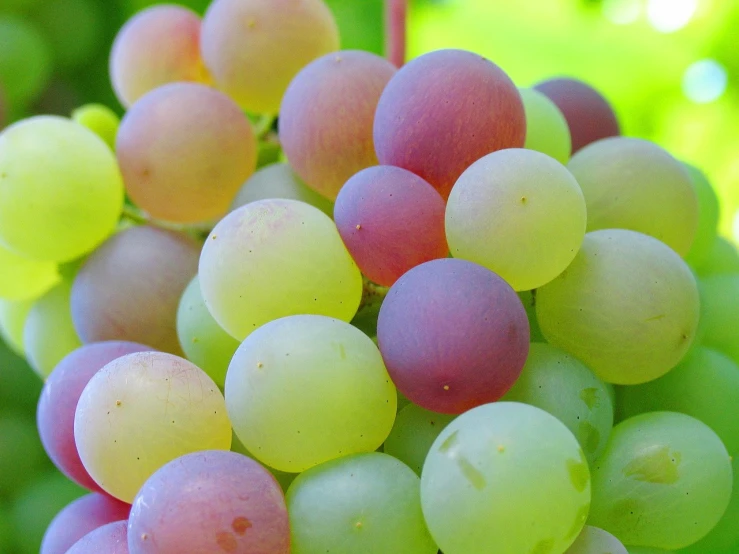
[377,259,529,414]
[66,521,129,554]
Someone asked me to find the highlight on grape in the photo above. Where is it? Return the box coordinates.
[0,0,736,553]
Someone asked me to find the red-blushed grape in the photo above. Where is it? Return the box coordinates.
[37,341,153,492]
[127,451,289,554]
[66,521,128,554]
[116,83,257,224]
[334,166,448,286]
[280,51,396,200]
[71,226,199,356]
[376,258,529,414]
[373,49,525,199]
[201,0,340,114]
[110,5,209,108]
[534,77,620,153]
[40,493,130,554]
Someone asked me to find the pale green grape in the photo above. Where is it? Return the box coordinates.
[693,236,739,276]
[565,526,628,554]
[537,230,700,384]
[0,16,51,105]
[200,200,362,340]
[74,351,232,503]
[226,315,396,473]
[589,412,732,550]
[71,104,119,150]
[519,87,572,164]
[503,343,614,464]
[0,242,58,301]
[383,404,456,475]
[287,453,437,554]
[698,274,739,364]
[446,148,586,291]
[230,431,297,492]
[23,281,82,378]
[618,347,739,456]
[0,298,32,355]
[568,137,698,257]
[421,402,591,554]
[231,162,334,216]
[683,165,719,267]
[0,116,124,262]
[177,276,240,389]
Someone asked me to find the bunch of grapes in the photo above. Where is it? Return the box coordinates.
[0,0,736,553]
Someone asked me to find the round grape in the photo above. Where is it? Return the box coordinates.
[519,87,572,164]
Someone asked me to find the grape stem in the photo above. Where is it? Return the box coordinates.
[386,0,408,67]
[359,277,389,312]
[121,204,213,241]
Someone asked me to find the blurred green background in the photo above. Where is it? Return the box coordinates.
[0,0,736,552]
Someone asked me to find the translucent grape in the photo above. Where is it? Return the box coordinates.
[374,49,525,199]
[589,412,732,549]
[72,104,120,150]
[201,0,340,114]
[503,343,614,464]
[698,274,739,364]
[0,415,49,498]
[74,351,232,503]
[446,148,586,291]
[0,243,59,301]
[110,5,209,107]
[71,225,200,355]
[280,50,396,199]
[334,166,449,287]
[200,200,362,341]
[128,451,289,554]
[421,402,591,554]
[33,0,102,70]
[534,77,620,153]
[66,521,128,554]
[536,230,700,384]
[37,342,152,492]
[116,83,257,223]
[0,16,51,105]
[694,236,739,276]
[683,165,719,267]
[0,298,32,354]
[565,526,628,554]
[287,453,437,554]
[377,258,529,414]
[0,116,124,262]
[176,276,239,389]
[231,162,333,216]
[519,87,572,164]
[226,315,396,473]
[40,493,130,554]
[23,281,82,378]
[567,137,698,257]
[383,404,456,475]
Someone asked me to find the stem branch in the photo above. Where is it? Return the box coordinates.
[386,0,408,68]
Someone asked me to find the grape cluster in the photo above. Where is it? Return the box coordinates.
[0,1,736,554]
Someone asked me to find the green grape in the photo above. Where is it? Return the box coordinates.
[517,290,545,342]
[231,162,334,217]
[0,298,33,355]
[618,347,739,456]
[199,200,362,341]
[519,87,572,165]
[627,548,674,554]
[589,412,732,550]
[693,236,739,276]
[537,230,700,385]
[32,0,103,69]
[226,315,397,473]
[230,430,297,492]
[287,453,437,554]
[0,116,124,262]
[383,404,456,475]
[0,242,59,301]
[71,104,120,150]
[446,148,586,291]
[565,526,628,554]
[421,402,591,554]
[0,415,50,499]
[177,276,240,390]
[0,16,51,106]
[698,274,739,364]
[23,280,82,378]
[503,343,614,464]
[683,165,719,267]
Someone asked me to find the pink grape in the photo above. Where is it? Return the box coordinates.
[116,83,257,223]
[71,226,199,355]
[110,5,209,108]
[128,450,289,554]
[66,520,129,554]
[377,258,529,414]
[37,341,152,492]
[334,165,448,286]
[40,493,130,554]
[279,50,397,200]
[373,49,525,199]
